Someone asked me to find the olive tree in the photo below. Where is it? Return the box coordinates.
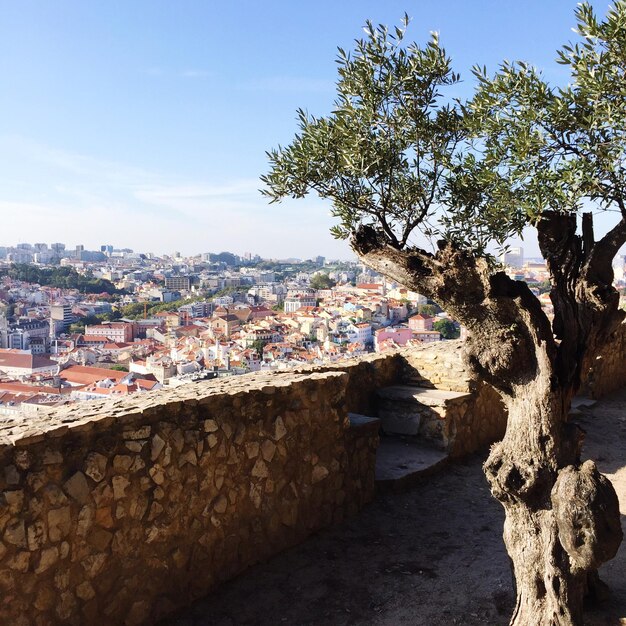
[262,4,625,624]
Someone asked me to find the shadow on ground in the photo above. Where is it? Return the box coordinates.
[161,391,626,626]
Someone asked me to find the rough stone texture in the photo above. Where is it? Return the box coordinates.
[0,370,378,625]
[299,342,508,458]
[397,342,507,457]
[583,320,626,398]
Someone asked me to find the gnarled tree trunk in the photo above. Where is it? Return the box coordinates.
[485,376,621,625]
[351,220,624,625]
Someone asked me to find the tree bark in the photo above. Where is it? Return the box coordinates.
[351,225,623,625]
[485,381,621,625]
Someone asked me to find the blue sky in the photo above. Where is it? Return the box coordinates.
[0,1,609,259]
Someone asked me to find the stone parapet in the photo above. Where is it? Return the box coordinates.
[0,370,378,625]
[582,320,626,398]
[294,342,507,458]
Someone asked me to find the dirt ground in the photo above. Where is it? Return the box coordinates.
[162,391,626,626]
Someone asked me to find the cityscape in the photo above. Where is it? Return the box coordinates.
[4,239,622,420]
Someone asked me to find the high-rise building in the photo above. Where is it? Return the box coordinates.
[50,304,73,334]
[165,275,191,291]
[502,246,524,268]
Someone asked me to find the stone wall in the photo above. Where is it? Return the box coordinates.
[7,331,620,625]
[299,343,507,459]
[399,341,473,393]
[294,351,404,417]
[582,321,626,399]
[397,343,506,457]
[0,370,378,625]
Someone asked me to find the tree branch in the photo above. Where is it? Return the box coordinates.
[352,224,555,395]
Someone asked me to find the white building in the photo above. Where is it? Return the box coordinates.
[502,246,524,268]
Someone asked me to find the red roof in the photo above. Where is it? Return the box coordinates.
[0,350,57,372]
[0,381,72,395]
[59,365,127,386]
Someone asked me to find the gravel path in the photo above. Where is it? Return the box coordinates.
[162,391,626,626]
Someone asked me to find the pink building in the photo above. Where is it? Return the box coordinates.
[374,327,412,352]
[408,314,434,331]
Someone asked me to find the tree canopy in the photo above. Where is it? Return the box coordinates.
[433,318,459,339]
[262,4,626,264]
[310,273,337,290]
[2,264,123,295]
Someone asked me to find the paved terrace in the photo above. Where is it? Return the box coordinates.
[163,391,626,626]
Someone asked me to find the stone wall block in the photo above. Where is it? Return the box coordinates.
[26,471,45,493]
[178,449,197,468]
[47,507,71,542]
[111,476,130,500]
[42,450,63,466]
[84,453,108,483]
[123,426,151,440]
[13,450,32,472]
[273,417,287,441]
[203,419,218,433]
[112,456,133,473]
[63,472,90,504]
[170,429,184,453]
[251,458,268,479]
[81,553,106,579]
[4,465,21,486]
[4,519,26,547]
[35,546,59,574]
[149,465,165,485]
[3,490,24,515]
[150,434,166,461]
[26,520,47,551]
[312,466,329,484]
[125,440,144,453]
[7,551,29,572]
[76,580,95,601]
[222,423,233,440]
[130,457,146,473]
[260,440,276,462]
[245,442,259,459]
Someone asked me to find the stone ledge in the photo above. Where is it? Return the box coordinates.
[0,370,347,450]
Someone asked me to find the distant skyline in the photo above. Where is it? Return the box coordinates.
[0,1,611,258]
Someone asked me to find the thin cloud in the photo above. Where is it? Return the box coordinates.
[0,136,353,258]
[237,76,334,93]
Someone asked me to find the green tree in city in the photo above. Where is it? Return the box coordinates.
[310,273,337,290]
[433,319,459,339]
[417,303,439,317]
[262,5,626,623]
[250,339,267,357]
